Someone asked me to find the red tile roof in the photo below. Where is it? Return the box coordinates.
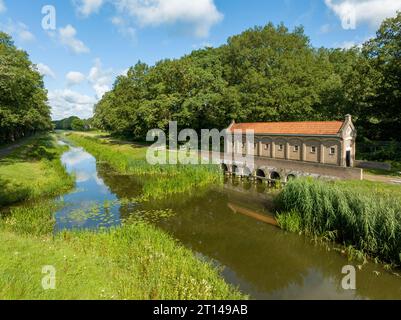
[228,121,344,136]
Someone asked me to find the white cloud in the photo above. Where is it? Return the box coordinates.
[66,71,86,86]
[119,68,130,76]
[325,0,401,29]
[319,24,331,34]
[36,63,56,78]
[338,40,358,49]
[49,89,97,120]
[336,35,373,49]
[0,0,6,13]
[74,0,223,38]
[192,42,213,49]
[74,0,104,16]
[88,58,114,99]
[115,0,223,37]
[59,25,90,54]
[111,16,137,40]
[1,19,35,42]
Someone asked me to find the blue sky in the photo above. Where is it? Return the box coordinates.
[1,0,400,120]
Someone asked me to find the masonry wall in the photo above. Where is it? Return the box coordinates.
[236,135,344,167]
[253,157,363,180]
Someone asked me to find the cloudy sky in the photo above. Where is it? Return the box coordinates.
[1,0,400,120]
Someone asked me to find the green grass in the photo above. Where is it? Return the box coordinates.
[0,204,244,300]
[66,133,222,200]
[0,134,75,207]
[276,178,401,265]
[0,133,245,300]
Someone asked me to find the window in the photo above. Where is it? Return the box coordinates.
[311,146,317,153]
[294,145,299,152]
[330,147,336,155]
[264,144,269,150]
[278,144,284,151]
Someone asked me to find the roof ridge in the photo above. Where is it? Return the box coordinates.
[228,120,345,135]
[235,120,344,124]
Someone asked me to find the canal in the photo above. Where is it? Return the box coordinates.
[55,142,401,300]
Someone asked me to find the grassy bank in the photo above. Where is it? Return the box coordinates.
[0,202,244,300]
[0,134,74,207]
[276,178,401,265]
[66,133,222,200]
[0,134,244,300]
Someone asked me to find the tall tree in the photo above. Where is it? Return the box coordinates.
[0,32,52,143]
[362,11,401,140]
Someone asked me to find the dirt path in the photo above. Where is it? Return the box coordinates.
[0,137,33,160]
[364,173,401,185]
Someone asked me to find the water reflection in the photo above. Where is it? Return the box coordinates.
[55,146,121,231]
[56,143,401,300]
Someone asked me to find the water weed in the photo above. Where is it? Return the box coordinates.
[66,133,222,200]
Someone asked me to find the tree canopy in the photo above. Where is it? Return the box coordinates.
[53,116,92,131]
[0,32,52,144]
[93,14,401,144]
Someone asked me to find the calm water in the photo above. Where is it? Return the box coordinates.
[56,142,401,300]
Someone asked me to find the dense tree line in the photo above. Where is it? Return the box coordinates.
[0,32,52,144]
[95,13,400,143]
[53,116,92,131]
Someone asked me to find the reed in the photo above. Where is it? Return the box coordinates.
[66,133,222,200]
[0,203,245,300]
[276,178,401,265]
[0,133,244,300]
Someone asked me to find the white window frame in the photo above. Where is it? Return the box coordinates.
[311,146,317,154]
[330,147,336,155]
[294,145,299,152]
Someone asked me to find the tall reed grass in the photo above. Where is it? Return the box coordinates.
[0,202,245,300]
[67,134,222,200]
[276,178,401,265]
[0,133,245,300]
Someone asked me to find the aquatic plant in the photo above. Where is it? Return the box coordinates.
[66,134,222,200]
[276,178,401,265]
[0,201,245,300]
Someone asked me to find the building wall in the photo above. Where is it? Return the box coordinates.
[253,157,363,180]
[288,139,302,161]
[304,139,321,163]
[232,134,353,167]
[323,140,341,166]
[274,139,286,159]
[244,135,345,167]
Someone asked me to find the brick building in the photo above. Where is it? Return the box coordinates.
[227,115,356,168]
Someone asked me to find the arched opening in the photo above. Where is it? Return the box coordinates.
[270,171,281,181]
[287,174,296,182]
[256,169,266,180]
[221,164,229,173]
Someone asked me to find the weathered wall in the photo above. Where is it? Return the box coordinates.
[252,157,363,181]
[355,161,392,171]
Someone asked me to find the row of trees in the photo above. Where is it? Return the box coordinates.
[0,32,52,144]
[53,116,92,131]
[93,13,401,143]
